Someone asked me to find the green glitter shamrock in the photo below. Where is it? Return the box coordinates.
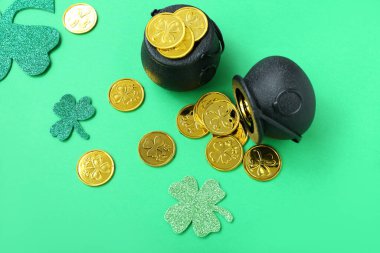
[165,176,233,237]
[50,94,96,141]
[0,0,60,81]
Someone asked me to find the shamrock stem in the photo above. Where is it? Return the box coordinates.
[213,205,234,222]
[74,122,90,140]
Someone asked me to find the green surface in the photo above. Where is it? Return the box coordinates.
[0,0,379,252]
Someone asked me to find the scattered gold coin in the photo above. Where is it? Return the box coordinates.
[108,79,145,112]
[203,100,240,136]
[243,145,282,181]
[63,3,98,34]
[158,26,195,59]
[138,131,176,167]
[174,7,208,42]
[177,104,209,138]
[77,150,115,186]
[206,136,243,171]
[231,121,248,146]
[194,92,230,125]
[145,13,186,49]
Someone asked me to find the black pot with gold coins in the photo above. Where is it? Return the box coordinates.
[232,56,316,144]
[141,4,224,91]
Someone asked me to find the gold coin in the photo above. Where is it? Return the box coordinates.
[203,100,240,136]
[194,92,230,125]
[108,79,145,112]
[176,104,208,138]
[206,136,243,171]
[63,3,98,34]
[231,121,248,146]
[138,131,176,167]
[157,26,195,59]
[77,150,114,186]
[174,7,208,41]
[145,13,186,49]
[243,145,282,181]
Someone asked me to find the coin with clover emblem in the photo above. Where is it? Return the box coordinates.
[158,26,195,59]
[63,3,98,34]
[138,131,176,167]
[108,78,145,112]
[174,7,208,42]
[177,104,209,138]
[243,145,282,181]
[206,136,243,171]
[194,92,230,126]
[203,100,240,136]
[145,13,185,49]
[77,150,114,186]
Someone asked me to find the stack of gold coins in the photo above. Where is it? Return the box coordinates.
[177,92,247,172]
[145,7,208,59]
[176,91,282,181]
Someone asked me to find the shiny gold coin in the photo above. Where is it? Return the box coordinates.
[243,145,282,181]
[157,26,195,59]
[231,121,248,146]
[206,136,243,171]
[108,78,145,112]
[174,7,208,41]
[63,3,98,34]
[203,100,240,136]
[194,92,230,125]
[77,150,114,186]
[138,131,176,167]
[176,104,209,138]
[145,13,186,49]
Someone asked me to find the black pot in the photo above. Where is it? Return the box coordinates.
[233,56,316,144]
[141,4,224,91]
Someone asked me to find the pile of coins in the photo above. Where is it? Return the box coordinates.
[145,6,208,59]
[176,92,282,181]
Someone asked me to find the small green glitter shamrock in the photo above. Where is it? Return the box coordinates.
[50,94,95,141]
[165,176,233,237]
[0,0,60,81]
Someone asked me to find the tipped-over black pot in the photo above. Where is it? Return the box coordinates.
[233,56,316,144]
[141,4,224,91]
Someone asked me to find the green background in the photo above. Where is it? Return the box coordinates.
[1,0,379,252]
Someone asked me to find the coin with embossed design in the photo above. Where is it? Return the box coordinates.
[174,7,208,41]
[231,121,248,146]
[194,92,230,125]
[145,13,185,49]
[108,78,145,112]
[138,131,176,167]
[206,136,243,171]
[203,100,240,136]
[177,104,208,138]
[158,26,195,59]
[77,150,114,186]
[243,145,282,181]
[63,3,97,34]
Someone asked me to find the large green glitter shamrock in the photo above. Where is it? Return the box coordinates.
[165,176,233,237]
[0,0,60,81]
[50,94,96,141]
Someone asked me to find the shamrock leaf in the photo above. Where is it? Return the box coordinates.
[50,94,96,141]
[165,176,233,237]
[0,0,60,81]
